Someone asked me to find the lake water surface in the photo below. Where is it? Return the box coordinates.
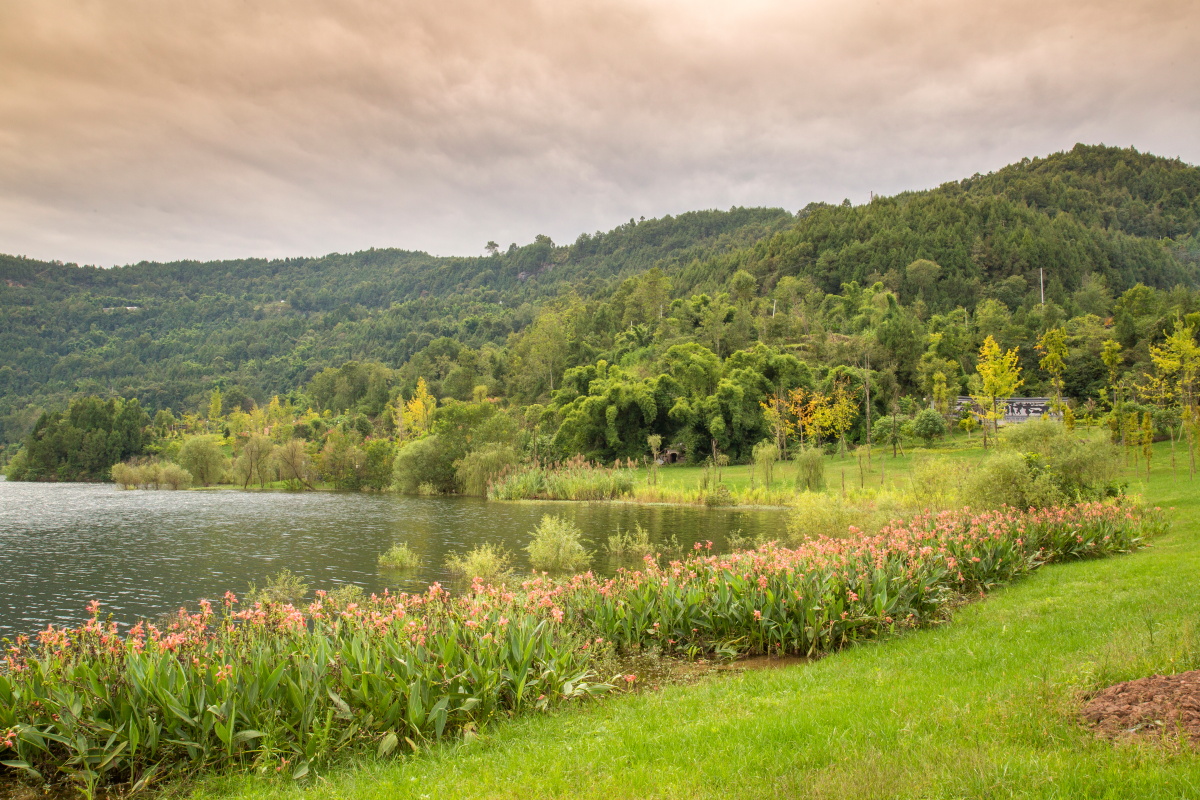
[0,480,785,639]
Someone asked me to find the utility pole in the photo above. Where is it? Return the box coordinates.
[1040,267,1045,306]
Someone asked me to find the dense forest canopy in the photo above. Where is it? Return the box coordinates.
[2,144,1199,479]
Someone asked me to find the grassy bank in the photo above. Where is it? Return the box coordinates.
[188,442,1200,800]
[488,435,988,508]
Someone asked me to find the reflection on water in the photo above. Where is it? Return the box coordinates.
[0,481,785,638]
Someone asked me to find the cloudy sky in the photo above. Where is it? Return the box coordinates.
[1,0,1197,267]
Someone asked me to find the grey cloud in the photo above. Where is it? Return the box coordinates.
[0,0,1197,265]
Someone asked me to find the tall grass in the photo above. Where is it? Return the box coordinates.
[488,457,635,501]
[625,483,796,507]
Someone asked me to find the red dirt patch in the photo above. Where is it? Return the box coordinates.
[1081,670,1200,746]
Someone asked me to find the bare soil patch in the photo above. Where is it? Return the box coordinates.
[1082,669,1200,747]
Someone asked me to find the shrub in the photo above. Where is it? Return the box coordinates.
[137,461,162,488]
[905,455,963,510]
[785,491,852,541]
[110,461,138,489]
[526,515,592,572]
[912,408,948,445]
[178,436,228,486]
[793,447,826,491]
[111,459,191,490]
[378,543,422,570]
[963,421,1122,508]
[703,485,736,507]
[158,463,193,490]
[999,417,1067,452]
[456,443,519,496]
[392,435,458,494]
[445,543,513,582]
[247,569,309,605]
[963,451,1035,509]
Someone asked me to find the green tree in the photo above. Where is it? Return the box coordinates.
[912,408,947,445]
[273,439,315,490]
[208,388,224,426]
[392,435,456,494]
[178,436,228,486]
[362,439,396,491]
[233,433,275,489]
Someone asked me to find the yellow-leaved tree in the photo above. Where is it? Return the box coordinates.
[207,387,223,429]
[972,335,1023,449]
[826,379,859,455]
[1149,321,1200,477]
[1035,327,1068,414]
[402,378,437,440]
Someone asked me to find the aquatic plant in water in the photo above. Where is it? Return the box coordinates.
[377,542,422,570]
[444,542,514,582]
[526,515,592,572]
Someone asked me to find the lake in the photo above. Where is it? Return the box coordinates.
[0,480,786,639]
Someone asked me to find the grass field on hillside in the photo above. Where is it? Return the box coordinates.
[189,439,1200,800]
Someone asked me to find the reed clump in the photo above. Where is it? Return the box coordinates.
[488,456,635,501]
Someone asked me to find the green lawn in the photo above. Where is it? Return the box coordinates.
[192,440,1200,799]
[632,432,995,497]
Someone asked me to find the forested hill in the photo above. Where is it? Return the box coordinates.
[1,143,1199,446]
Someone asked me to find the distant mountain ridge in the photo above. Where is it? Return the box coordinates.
[1,143,1197,445]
